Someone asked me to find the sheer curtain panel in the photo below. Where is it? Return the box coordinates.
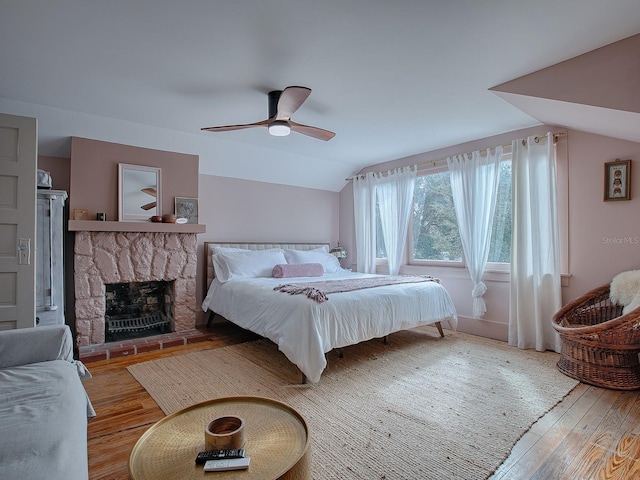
[447,147,502,318]
[509,133,562,352]
[376,166,416,275]
[353,172,377,273]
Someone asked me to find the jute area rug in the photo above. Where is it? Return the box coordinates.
[128,327,578,480]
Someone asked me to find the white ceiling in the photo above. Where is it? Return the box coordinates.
[1,1,639,192]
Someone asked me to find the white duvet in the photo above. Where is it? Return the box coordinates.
[202,271,458,383]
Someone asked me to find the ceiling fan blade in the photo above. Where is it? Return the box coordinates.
[290,121,336,141]
[141,201,157,211]
[201,119,269,132]
[275,86,311,120]
[141,187,156,197]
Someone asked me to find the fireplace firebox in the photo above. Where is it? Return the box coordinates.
[105,280,174,341]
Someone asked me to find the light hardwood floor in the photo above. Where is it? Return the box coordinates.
[83,324,640,479]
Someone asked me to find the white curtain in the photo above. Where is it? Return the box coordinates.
[447,147,502,318]
[509,133,562,352]
[376,166,416,275]
[353,172,377,273]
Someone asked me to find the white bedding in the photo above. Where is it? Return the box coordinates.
[202,270,458,383]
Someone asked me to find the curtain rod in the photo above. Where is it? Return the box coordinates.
[346,132,566,181]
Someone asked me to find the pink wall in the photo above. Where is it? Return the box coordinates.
[339,126,558,341]
[38,155,70,192]
[339,125,557,263]
[565,129,640,300]
[196,174,340,323]
[339,125,638,341]
[69,137,199,221]
[51,129,640,335]
[41,145,340,328]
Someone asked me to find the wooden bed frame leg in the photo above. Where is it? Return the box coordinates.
[435,321,444,338]
[206,311,216,328]
[301,373,307,384]
[383,336,388,344]
[338,348,344,358]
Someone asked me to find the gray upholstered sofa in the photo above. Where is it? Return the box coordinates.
[0,325,95,480]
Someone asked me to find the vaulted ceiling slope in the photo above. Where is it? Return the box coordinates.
[490,33,640,145]
[0,1,639,192]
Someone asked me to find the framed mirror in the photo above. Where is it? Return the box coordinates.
[118,163,162,221]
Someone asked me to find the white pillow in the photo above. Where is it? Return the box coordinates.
[211,246,248,281]
[211,246,283,279]
[282,246,328,257]
[283,249,341,273]
[214,249,287,282]
[211,246,248,255]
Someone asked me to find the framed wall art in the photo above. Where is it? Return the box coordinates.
[175,197,198,224]
[118,163,162,221]
[604,159,631,201]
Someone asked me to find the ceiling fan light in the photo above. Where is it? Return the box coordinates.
[268,120,291,137]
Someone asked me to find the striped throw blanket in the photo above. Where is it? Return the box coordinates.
[274,275,439,303]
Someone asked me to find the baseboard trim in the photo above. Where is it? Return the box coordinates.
[455,315,508,342]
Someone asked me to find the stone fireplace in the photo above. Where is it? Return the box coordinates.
[74,231,197,347]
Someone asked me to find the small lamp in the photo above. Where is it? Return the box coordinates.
[330,244,347,261]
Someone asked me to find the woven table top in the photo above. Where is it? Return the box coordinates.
[129,396,310,479]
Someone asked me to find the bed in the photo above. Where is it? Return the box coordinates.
[202,242,458,383]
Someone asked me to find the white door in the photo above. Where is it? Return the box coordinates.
[0,113,37,330]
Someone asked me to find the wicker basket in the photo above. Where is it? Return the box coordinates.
[552,284,640,390]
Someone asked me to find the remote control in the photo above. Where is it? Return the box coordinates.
[203,457,251,472]
[195,449,246,464]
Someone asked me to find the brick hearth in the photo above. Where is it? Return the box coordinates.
[78,329,213,363]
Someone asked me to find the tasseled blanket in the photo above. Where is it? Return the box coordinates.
[274,275,439,303]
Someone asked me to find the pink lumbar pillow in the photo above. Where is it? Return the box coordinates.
[272,263,324,278]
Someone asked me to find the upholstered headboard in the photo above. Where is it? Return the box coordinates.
[203,242,331,294]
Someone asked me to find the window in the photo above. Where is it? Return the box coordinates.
[405,160,512,265]
[375,200,387,258]
[411,170,462,262]
[487,160,511,263]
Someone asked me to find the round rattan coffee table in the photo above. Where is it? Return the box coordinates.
[129,396,310,480]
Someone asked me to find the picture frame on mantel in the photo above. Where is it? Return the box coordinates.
[118,163,162,221]
[175,197,198,224]
[604,159,631,202]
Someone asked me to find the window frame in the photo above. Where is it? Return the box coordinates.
[485,152,512,272]
[406,163,465,268]
[371,135,569,282]
[406,154,512,271]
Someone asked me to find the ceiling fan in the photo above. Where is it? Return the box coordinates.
[201,86,335,141]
